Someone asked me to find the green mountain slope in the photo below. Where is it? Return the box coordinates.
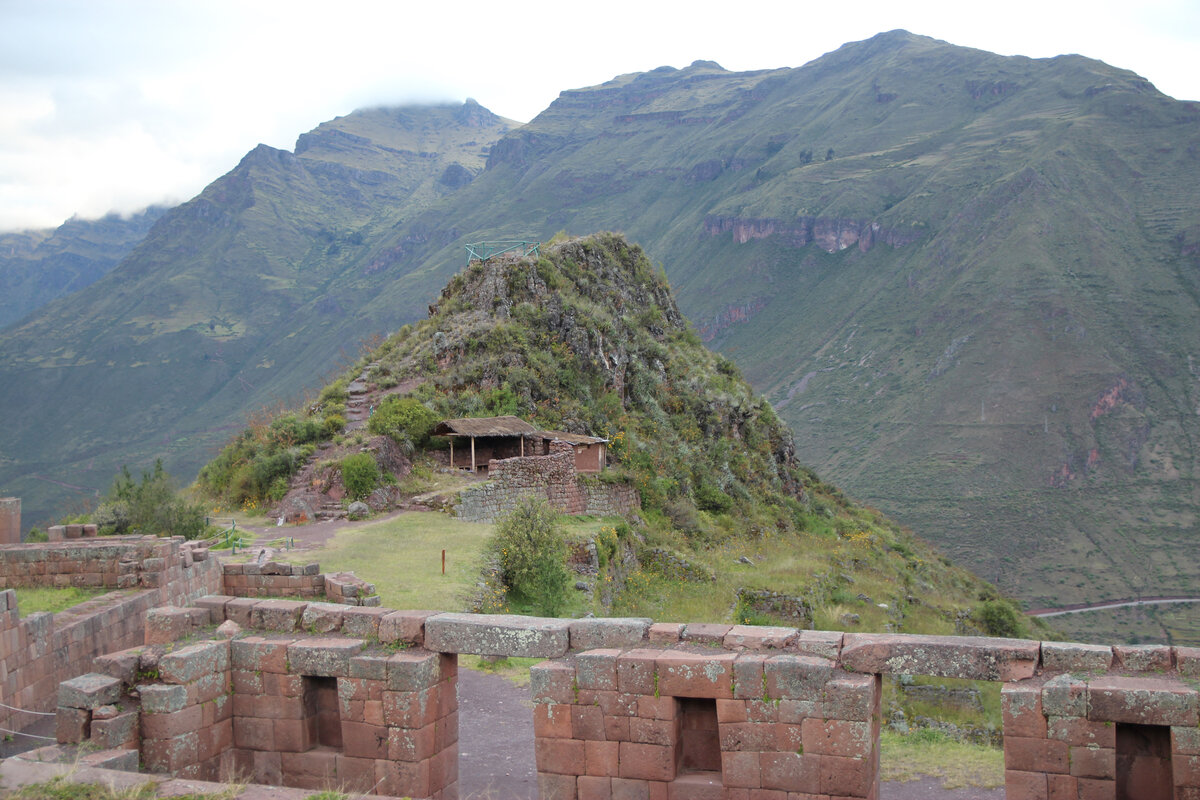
[3,32,1199,643]
[0,102,516,527]
[0,207,167,329]
[200,232,1025,636]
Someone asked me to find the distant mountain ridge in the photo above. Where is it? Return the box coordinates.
[2,32,1199,642]
[0,207,167,329]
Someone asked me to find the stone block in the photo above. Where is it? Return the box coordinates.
[57,673,121,709]
[721,750,761,788]
[251,599,307,631]
[763,654,835,700]
[386,649,443,691]
[1002,679,1048,738]
[759,751,819,793]
[138,683,188,714]
[732,653,767,700]
[1069,745,1114,780]
[348,653,390,681]
[382,687,440,729]
[144,605,206,645]
[821,673,879,722]
[568,617,651,650]
[535,702,573,739]
[537,737,587,775]
[1043,674,1088,718]
[340,606,390,638]
[1112,643,1173,672]
[55,706,89,743]
[648,622,685,644]
[575,648,620,691]
[287,637,365,677]
[530,660,576,704]
[194,594,234,624]
[723,625,798,651]
[92,647,144,687]
[841,632,1039,681]
[719,721,777,752]
[1004,735,1069,774]
[224,597,259,626]
[159,639,230,684]
[657,650,736,699]
[1177,646,1200,677]
[424,612,570,657]
[1047,716,1115,748]
[300,602,345,633]
[681,623,732,645]
[819,753,872,796]
[619,741,675,781]
[231,636,295,673]
[378,609,439,645]
[537,772,577,800]
[1087,675,1198,726]
[802,718,873,758]
[1041,641,1113,673]
[617,649,661,695]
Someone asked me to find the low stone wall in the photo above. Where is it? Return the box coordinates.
[0,537,220,736]
[220,563,381,605]
[456,445,637,522]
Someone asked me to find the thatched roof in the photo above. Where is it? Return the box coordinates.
[539,430,608,445]
[432,416,538,437]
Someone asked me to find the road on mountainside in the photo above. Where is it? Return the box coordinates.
[1028,595,1200,617]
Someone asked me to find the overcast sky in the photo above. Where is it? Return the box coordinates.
[2,0,1197,232]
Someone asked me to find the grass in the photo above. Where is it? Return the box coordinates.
[4,776,240,800]
[880,729,1004,789]
[461,654,542,688]
[301,512,494,611]
[15,586,107,616]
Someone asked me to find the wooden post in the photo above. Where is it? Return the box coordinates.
[442,549,446,575]
[520,435,524,457]
[450,438,454,469]
[470,436,476,472]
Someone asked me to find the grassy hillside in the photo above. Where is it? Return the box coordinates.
[201,233,1037,639]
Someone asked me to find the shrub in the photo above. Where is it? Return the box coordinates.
[323,414,346,437]
[95,461,210,539]
[492,497,570,616]
[367,396,439,447]
[341,453,379,500]
[976,599,1024,638]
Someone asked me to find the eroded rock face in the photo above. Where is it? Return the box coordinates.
[702,214,924,252]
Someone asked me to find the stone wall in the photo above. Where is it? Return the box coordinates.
[0,497,19,545]
[456,444,637,523]
[0,537,220,736]
[220,563,382,605]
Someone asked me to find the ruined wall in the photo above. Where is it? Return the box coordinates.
[456,444,637,522]
[0,497,19,545]
[220,563,381,605]
[0,537,220,735]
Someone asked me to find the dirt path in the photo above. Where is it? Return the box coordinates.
[1029,595,1200,617]
[456,667,1004,800]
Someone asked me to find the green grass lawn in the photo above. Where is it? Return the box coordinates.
[15,586,107,616]
[303,512,495,611]
[880,729,1004,788]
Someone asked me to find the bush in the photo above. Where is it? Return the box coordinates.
[977,599,1024,638]
[95,461,210,539]
[492,497,570,616]
[367,396,439,447]
[341,453,379,500]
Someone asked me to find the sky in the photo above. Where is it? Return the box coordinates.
[1,0,1198,232]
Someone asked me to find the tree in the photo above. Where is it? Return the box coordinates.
[92,460,209,539]
[492,497,570,616]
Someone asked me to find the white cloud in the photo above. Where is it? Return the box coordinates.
[0,0,1196,230]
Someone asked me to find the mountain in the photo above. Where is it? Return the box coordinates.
[3,32,1199,642]
[0,207,167,329]
[197,232,1026,636]
[0,102,516,528]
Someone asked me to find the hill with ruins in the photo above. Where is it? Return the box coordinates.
[195,232,1038,639]
[2,31,1199,641]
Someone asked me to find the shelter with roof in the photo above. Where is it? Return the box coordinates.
[433,416,607,474]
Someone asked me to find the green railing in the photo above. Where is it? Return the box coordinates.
[465,240,541,265]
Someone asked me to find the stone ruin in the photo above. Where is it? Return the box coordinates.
[0,536,1198,799]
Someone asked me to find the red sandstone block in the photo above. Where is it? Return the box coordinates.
[272,717,313,752]
[1048,716,1115,748]
[579,775,612,800]
[722,750,762,788]
[1175,726,1200,756]
[733,653,768,700]
[539,772,578,800]
[1047,774,1078,800]
[230,635,294,673]
[821,674,879,723]
[538,736,587,775]
[436,712,458,752]
[611,777,650,800]
[720,721,778,752]
[681,623,733,645]
[230,668,262,694]
[334,754,378,793]
[1177,755,1200,789]
[55,706,89,744]
[142,704,202,739]
[1112,643,1173,672]
[629,716,674,746]
[1178,647,1200,677]
[649,623,685,644]
[1004,736,1069,774]
[724,625,798,651]
[802,719,872,758]
[764,655,835,701]
[224,597,259,626]
[617,649,660,695]
[669,772,725,800]
[619,741,675,781]
[440,675,458,717]
[378,609,439,646]
[1076,777,1116,800]
[1006,770,1049,800]
[531,660,577,704]
[742,699,780,724]
[430,746,458,791]
[718,698,748,724]
[1002,680,1048,739]
[576,649,621,691]
[586,739,620,777]
[1088,676,1199,726]
[142,731,200,772]
[636,694,674,720]
[360,698,385,727]
[387,723,438,762]
[605,714,631,742]
[287,637,365,677]
[841,632,1039,681]
[759,752,820,793]
[341,606,390,638]
[1069,745,1114,780]
[573,703,607,740]
[340,719,389,759]
[383,686,440,729]
[657,650,736,699]
[819,754,872,797]
[262,672,304,698]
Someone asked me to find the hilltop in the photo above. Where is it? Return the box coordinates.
[197,233,1034,638]
[3,31,1199,641]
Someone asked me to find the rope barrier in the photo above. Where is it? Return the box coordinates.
[0,726,56,740]
[0,702,55,716]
